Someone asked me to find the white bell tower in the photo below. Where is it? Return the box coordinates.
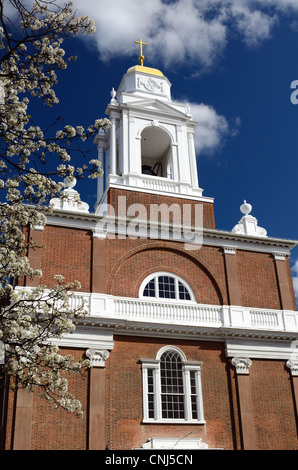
[94,40,209,213]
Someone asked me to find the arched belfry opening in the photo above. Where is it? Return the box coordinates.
[141,126,173,179]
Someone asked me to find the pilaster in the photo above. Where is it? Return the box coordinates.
[274,253,294,310]
[86,349,110,450]
[13,389,33,450]
[223,246,241,306]
[91,229,106,294]
[286,359,298,428]
[231,357,257,450]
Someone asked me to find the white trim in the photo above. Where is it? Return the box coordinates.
[141,346,205,425]
[86,348,110,367]
[45,325,114,351]
[104,181,208,202]
[223,246,237,255]
[30,224,45,231]
[140,437,210,450]
[286,360,298,376]
[16,287,298,342]
[226,338,298,360]
[45,212,297,256]
[155,345,187,361]
[203,234,294,256]
[231,357,252,375]
[139,271,195,302]
[273,252,287,261]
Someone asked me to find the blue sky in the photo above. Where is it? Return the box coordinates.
[24,0,298,300]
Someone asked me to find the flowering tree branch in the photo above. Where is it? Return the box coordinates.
[0,0,109,415]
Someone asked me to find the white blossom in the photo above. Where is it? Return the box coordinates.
[0,0,109,415]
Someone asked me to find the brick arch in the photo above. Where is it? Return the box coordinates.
[106,244,224,305]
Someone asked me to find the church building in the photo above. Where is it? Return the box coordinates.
[2,45,298,451]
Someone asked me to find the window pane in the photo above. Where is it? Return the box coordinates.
[147,369,155,419]
[143,279,156,297]
[158,276,176,299]
[143,275,192,301]
[190,371,198,420]
[160,351,185,419]
[178,281,191,300]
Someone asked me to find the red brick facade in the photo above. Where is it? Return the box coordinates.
[3,349,88,451]
[108,188,216,230]
[2,186,298,451]
[4,339,298,450]
[41,226,92,291]
[105,336,239,451]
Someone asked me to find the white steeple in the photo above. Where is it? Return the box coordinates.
[94,44,210,212]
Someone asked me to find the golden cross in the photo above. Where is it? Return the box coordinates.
[134,38,147,66]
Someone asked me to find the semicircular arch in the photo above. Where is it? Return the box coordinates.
[106,243,225,305]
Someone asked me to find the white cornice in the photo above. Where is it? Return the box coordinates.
[51,318,298,361]
[120,98,195,122]
[49,325,114,351]
[203,228,297,251]
[46,211,297,254]
[104,182,212,202]
[226,337,298,360]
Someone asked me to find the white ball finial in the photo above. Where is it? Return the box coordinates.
[63,176,77,189]
[240,200,252,215]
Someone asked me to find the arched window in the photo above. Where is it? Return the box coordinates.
[140,272,195,302]
[160,349,185,419]
[141,126,173,179]
[141,346,205,424]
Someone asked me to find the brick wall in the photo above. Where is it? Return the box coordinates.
[250,360,298,450]
[40,226,92,292]
[36,224,294,311]
[5,348,88,450]
[236,250,296,310]
[108,188,216,230]
[285,258,298,310]
[105,237,228,305]
[105,337,298,450]
[105,335,240,450]
[30,348,89,450]
[5,338,298,450]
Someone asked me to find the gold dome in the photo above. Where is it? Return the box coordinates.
[127,65,164,77]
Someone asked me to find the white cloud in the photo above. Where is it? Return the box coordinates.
[6,0,298,70]
[72,0,227,71]
[70,0,298,70]
[182,102,239,155]
[229,3,278,47]
[4,0,296,157]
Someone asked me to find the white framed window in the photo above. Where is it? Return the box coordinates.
[141,346,205,424]
[139,272,195,302]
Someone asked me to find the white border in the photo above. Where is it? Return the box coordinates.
[139,271,196,302]
[141,345,205,424]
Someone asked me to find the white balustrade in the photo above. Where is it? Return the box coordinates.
[14,287,298,333]
[250,309,280,329]
[113,298,222,325]
[90,295,298,333]
[142,177,177,193]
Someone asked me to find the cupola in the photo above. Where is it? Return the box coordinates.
[94,39,212,213]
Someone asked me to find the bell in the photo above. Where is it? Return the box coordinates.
[142,165,155,175]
